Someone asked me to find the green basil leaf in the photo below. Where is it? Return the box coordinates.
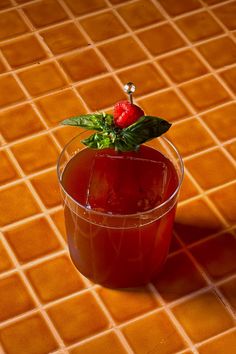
[82,132,114,149]
[60,114,108,131]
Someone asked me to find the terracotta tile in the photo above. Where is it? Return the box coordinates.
[26,255,85,303]
[0,150,19,186]
[0,273,34,322]
[202,103,236,142]
[0,314,58,354]
[203,0,224,4]
[219,278,236,311]
[1,35,47,68]
[174,198,224,244]
[77,76,126,110]
[60,49,107,82]
[198,329,236,354]
[18,62,67,96]
[138,89,190,121]
[0,10,29,40]
[172,290,234,342]
[0,0,12,10]
[4,217,61,263]
[64,0,107,16]
[16,0,32,3]
[165,118,215,156]
[122,310,186,354]
[0,56,6,74]
[11,134,59,174]
[50,209,66,240]
[178,173,199,202]
[53,126,81,146]
[118,63,167,96]
[213,2,236,30]
[47,292,110,344]
[117,0,163,30]
[97,287,158,323]
[109,0,131,3]
[225,141,236,160]
[81,11,126,42]
[0,183,40,227]
[23,0,68,28]
[176,11,223,42]
[158,0,201,16]
[0,104,44,142]
[180,76,230,112]
[31,169,61,208]
[0,74,25,108]
[40,22,88,55]
[138,24,186,56]
[220,66,236,94]
[208,183,236,225]
[154,252,206,302]
[197,37,236,69]
[36,89,86,127]
[191,232,236,280]
[159,49,208,83]
[70,331,128,354]
[0,239,13,273]
[185,149,236,190]
[99,36,147,69]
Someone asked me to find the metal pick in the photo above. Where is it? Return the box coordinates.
[124,82,136,104]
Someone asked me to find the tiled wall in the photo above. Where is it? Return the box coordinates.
[0,0,235,353]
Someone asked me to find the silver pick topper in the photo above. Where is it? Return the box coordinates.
[124,82,135,104]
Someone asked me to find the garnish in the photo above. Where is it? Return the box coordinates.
[61,82,171,152]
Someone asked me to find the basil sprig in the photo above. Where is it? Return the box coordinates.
[61,113,171,152]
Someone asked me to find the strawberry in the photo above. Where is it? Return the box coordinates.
[113,100,144,128]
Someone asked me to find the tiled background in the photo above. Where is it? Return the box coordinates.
[0,0,235,353]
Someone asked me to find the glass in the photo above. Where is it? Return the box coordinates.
[57,132,184,288]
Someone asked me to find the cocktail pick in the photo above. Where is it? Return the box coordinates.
[124,82,136,104]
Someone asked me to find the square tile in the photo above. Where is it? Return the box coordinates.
[220,66,236,94]
[64,0,107,16]
[60,49,107,82]
[23,0,68,28]
[4,217,61,263]
[109,0,131,3]
[50,209,66,240]
[180,76,230,112]
[197,37,236,69]
[176,11,223,42]
[225,141,236,160]
[1,35,47,68]
[159,49,208,83]
[0,0,12,10]
[18,62,67,96]
[97,287,158,323]
[117,0,164,30]
[203,0,224,4]
[158,0,201,16]
[0,10,29,40]
[213,2,236,30]
[0,183,40,227]
[0,104,44,142]
[202,103,236,141]
[138,24,186,56]
[0,150,19,186]
[77,76,126,110]
[178,173,199,202]
[0,239,13,273]
[191,232,236,280]
[175,198,224,244]
[80,11,126,42]
[118,63,167,96]
[69,331,128,354]
[153,252,206,302]
[172,291,234,342]
[47,292,110,344]
[165,118,215,156]
[0,314,58,354]
[185,149,236,190]
[198,329,236,354]
[208,183,236,225]
[26,255,85,303]
[0,74,25,108]
[122,310,186,354]
[137,89,190,121]
[219,278,236,311]
[0,56,7,74]
[11,134,59,174]
[40,22,88,55]
[31,170,61,208]
[99,36,147,69]
[0,273,35,322]
[36,89,86,127]
[53,126,81,146]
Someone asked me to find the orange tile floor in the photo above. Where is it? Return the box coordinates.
[0,0,235,353]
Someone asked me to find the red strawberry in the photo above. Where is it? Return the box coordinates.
[114,100,144,128]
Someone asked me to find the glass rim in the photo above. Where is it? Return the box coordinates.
[57,133,184,218]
